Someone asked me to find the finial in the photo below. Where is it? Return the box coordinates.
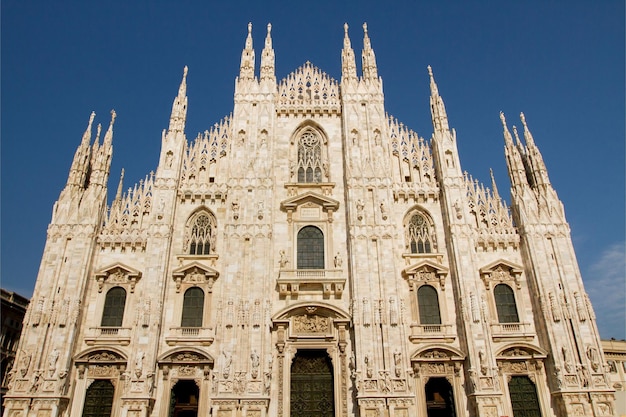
[95,124,102,142]
[427,65,433,77]
[344,23,349,34]
[183,66,188,77]
[499,111,507,128]
[363,22,368,33]
[248,22,252,34]
[110,109,117,125]
[520,112,527,128]
[89,111,96,125]
[512,125,522,146]
[267,23,271,34]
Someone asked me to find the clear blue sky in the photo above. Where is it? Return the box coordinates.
[2,1,624,338]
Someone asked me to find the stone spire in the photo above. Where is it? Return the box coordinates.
[428,66,450,133]
[361,23,378,80]
[501,112,528,190]
[239,22,256,81]
[260,23,275,84]
[89,110,115,188]
[67,112,95,189]
[520,113,550,187]
[167,66,188,133]
[341,23,357,83]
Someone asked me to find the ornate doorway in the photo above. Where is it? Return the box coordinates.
[169,379,199,417]
[82,379,114,417]
[290,350,335,417]
[508,376,541,417]
[425,377,455,417]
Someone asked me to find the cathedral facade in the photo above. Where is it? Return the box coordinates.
[3,23,615,417]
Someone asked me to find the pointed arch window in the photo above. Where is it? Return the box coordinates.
[82,379,115,417]
[101,287,126,327]
[186,211,216,255]
[407,212,434,253]
[181,287,205,328]
[297,129,323,183]
[418,285,442,325]
[297,226,325,269]
[494,284,519,323]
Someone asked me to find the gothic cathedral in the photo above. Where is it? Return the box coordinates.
[3,23,615,417]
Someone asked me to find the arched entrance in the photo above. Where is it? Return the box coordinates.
[82,379,115,417]
[508,376,541,417]
[425,377,455,417]
[169,379,199,417]
[290,350,335,417]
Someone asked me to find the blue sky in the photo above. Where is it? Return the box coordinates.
[2,1,624,339]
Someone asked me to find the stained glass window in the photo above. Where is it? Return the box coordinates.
[418,285,442,325]
[181,287,204,328]
[297,226,324,269]
[101,287,126,327]
[188,212,215,255]
[494,284,519,323]
[297,130,323,183]
[407,213,433,253]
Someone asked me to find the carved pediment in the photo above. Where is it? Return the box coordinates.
[402,260,449,290]
[479,259,523,289]
[94,263,142,293]
[172,262,219,292]
[496,344,547,360]
[75,348,127,364]
[411,346,465,362]
[158,348,214,365]
[280,191,340,212]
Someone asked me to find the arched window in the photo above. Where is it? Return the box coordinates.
[508,376,541,417]
[418,285,441,325]
[181,287,205,328]
[407,212,433,253]
[187,212,216,255]
[82,379,115,417]
[101,287,126,327]
[494,284,519,323]
[297,226,324,269]
[296,129,323,183]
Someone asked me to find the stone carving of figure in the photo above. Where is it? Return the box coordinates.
[356,199,364,220]
[380,201,388,220]
[135,351,144,378]
[165,152,173,168]
[562,347,574,373]
[250,349,260,379]
[279,250,289,268]
[334,252,342,268]
[222,349,232,379]
[479,350,488,376]
[394,350,402,378]
[232,201,240,220]
[587,346,600,372]
[48,348,59,377]
[19,351,31,377]
[365,354,373,379]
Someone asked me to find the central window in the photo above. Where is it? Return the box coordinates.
[297,130,323,183]
[297,226,325,269]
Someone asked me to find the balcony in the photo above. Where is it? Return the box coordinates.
[490,322,534,341]
[277,269,345,298]
[409,323,456,343]
[165,326,215,346]
[84,327,132,346]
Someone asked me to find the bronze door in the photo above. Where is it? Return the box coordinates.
[290,350,335,417]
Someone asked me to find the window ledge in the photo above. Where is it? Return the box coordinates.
[402,252,445,264]
[165,326,215,346]
[277,269,345,298]
[490,322,535,342]
[84,327,132,346]
[409,323,456,343]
